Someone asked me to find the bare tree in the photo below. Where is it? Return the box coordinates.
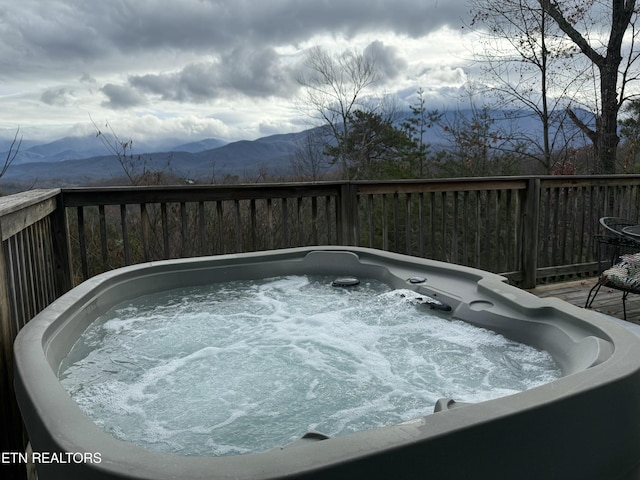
[470,0,590,173]
[296,46,380,179]
[619,98,640,170]
[290,128,333,181]
[91,117,171,185]
[1,127,22,179]
[539,0,640,173]
[437,96,526,177]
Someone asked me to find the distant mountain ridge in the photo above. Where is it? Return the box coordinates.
[2,135,229,165]
[0,108,594,190]
[170,138,228,154]
[0,130,311,188]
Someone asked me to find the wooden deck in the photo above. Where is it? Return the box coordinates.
[527,277,640,326]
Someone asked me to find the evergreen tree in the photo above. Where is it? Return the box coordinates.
[325,110,417,180]
[401,88,442,177]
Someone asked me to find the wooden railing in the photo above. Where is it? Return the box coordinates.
[2,175,640,478]
[0,189,72,480]
[58,176,640,287]
[60,183,346,282]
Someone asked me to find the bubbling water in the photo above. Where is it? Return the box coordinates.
[59,275,562,457]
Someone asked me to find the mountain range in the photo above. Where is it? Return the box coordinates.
[0,129,319,189]
[0,109,593,191]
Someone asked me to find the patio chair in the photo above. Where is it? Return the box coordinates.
[593,217,640,275]
[585,217,640,320]
[585,252,640,320]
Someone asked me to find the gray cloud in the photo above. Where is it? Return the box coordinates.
[109,40,406,108]
[0,0,473,141]
[130,63,222,103]
[125,46,301,105]
[107,1,467,52]
[2,1,468,75]
[217,46,301,97]
[41,87,76,106]
[101,84,148,109]
[80,74,98,85]
[364,41,408,81]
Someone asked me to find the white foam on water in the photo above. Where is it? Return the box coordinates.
[59,276,562,457]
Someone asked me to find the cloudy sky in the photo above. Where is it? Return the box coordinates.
[0,0,475,145]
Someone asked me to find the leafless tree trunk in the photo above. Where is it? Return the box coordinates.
[470,0,586,173]
[296,47,380,179]
[540,0,639,173]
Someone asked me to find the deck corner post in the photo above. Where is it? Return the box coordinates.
[521,177,541,289]
[51,191,74,294]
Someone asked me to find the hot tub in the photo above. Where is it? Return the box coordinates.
[14,246,640,479]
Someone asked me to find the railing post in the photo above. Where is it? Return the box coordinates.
[51,192,73,294]
[339,183,358,246]
[521,177,541,288]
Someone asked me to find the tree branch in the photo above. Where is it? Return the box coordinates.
[566,107,598,144]
[1,127,22,178]
[538,1,605,67]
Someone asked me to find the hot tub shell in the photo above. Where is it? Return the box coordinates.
[13,246,640,479]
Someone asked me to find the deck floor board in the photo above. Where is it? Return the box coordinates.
[527,277,640,325]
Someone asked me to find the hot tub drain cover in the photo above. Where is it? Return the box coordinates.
[332,277,360,287]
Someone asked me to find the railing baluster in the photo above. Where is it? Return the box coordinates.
[215,201,224,254]
[77,206,88,280]
[234,200,243,252]
[19,230,34,325]
[429,192,436,259]
[161,203,170,259]
[326,195,333,244]
[354,194,361,246]
[120,204,131,265]
[551,188,560,267]
[250,199,257,250]
[568,188,578,265]
[267,198,274,249]
[311,196,318,245]
[560,188,569,268]
[505,190,513,273]
[180,202,188,257]
[440,192,447,263]
[483,191,491,270]
[393,193,400,251]
[198,201,206,256]
[494,190,501,271]
[381,194,388,251]
[462,191,469,266]
[297,197,304,246]
[140,203,150,262]
[34,221,47,311]
[24,227,38,319]
[475,191,481,268]
[452,192,459,264]
[99,205,109,271]
[405,193,412,255]
[281,198,289,247]
[7,236,22,331]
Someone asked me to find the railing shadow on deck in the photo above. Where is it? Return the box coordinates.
[2,174,640,478]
